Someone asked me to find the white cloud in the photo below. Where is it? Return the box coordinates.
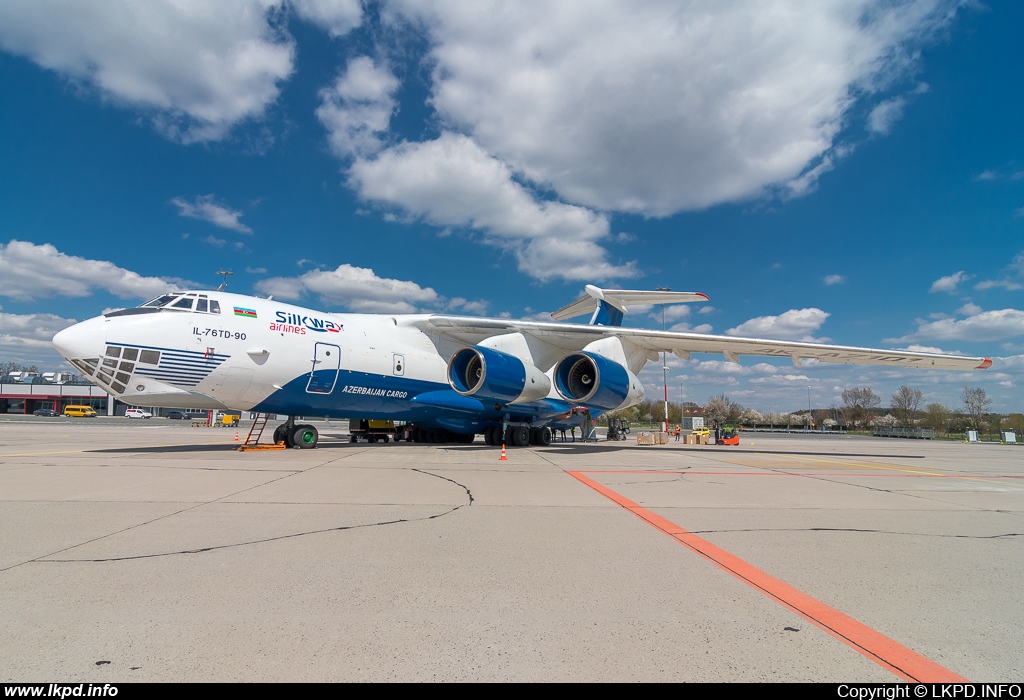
[897,344,965,355]
[958,302,982,316]
[0,240,194,301]
[385,1,961,216]
[725,308,831,342]
[974,279,1024,291]
[823,274,847,286]
[689,361,778,377]
[348,133,638,282]
[889,308,1024,343]
[0,312,77,350]
[669,322,714,334]
[254,263,441,313]
[749,374,812,386]
[447,297,489,315]
[316,56,400,159]
[930,271,968,293]
[0,1,302,142]
[657,305,692,323]
[291,0,362,38]
[973,252,1024,291]
[172,195,253,234]
[868,83,928,135]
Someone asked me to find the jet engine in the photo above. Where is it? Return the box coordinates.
[553,351,644,410]
[447,346,551,405]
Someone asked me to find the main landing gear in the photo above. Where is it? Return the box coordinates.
[272,417,319,449]
[483,425,551,447]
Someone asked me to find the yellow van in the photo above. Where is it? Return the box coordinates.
[63,405,98,417]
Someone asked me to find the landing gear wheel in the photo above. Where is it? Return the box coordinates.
[484,426,497,446]
[291,424,318,449]
[273,425,288,446]
[533,426,552,446]
[508,425,530,447]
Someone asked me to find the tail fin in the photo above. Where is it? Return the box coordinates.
[551,285,709,327]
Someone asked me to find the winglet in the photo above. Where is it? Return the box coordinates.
[976,358,992,369]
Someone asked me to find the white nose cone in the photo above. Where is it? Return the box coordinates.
[52,316,107,362]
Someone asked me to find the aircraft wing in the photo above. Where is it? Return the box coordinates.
[420,316,991,371]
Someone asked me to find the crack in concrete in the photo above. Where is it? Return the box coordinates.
[4,459,472,568]
[31,468,474,564]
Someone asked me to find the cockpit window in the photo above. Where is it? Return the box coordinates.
[142,294,178,308]
[130,292,220,315]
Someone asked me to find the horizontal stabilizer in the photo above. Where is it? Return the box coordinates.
[551,285,709,325]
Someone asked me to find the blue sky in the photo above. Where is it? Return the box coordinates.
[1,1,1022,413]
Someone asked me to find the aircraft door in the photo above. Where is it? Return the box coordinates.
[306,343,341,394]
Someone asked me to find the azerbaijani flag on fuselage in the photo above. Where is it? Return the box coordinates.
[233,307,257,319]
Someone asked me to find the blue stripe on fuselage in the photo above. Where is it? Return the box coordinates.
[251,369,575,427]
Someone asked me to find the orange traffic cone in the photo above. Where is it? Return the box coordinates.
[499,443,508,461]
[234,431,239,442]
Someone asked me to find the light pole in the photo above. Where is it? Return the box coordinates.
[656,286,671,432]
[807,385,811,432]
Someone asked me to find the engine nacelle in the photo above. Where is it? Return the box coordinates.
[447,346,551,405]
[554,351,644,410]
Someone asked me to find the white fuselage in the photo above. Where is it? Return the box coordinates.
[51,291,585,431]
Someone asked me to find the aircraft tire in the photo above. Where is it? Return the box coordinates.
[273,425,288,446]
[492,426,505,445]
[508,425,529,447]
[535,427,552,446]
[292,424,318,449]
[484,426,497,445]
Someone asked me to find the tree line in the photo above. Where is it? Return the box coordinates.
[607,385,1019,437]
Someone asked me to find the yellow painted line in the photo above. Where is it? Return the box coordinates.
[783,454,1011,486]
[784,454,944,476]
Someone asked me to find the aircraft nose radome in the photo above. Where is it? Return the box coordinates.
[52,317,106,361]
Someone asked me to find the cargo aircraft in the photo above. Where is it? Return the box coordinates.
[52,285,990,449]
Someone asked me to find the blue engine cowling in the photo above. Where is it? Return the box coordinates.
[447,346,551,405]
[554,351,644,410]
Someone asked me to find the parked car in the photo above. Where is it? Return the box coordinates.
[125,408,153,419]
[167,410,204,420]
[63,405,97,417]
[33,408,60,417]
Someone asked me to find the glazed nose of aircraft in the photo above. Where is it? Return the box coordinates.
[52,316,107,362]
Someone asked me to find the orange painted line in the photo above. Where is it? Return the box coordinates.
[567,469,969,683]
[581,469,1024,479]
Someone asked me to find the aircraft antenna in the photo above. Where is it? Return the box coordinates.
[216,269,234,291]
